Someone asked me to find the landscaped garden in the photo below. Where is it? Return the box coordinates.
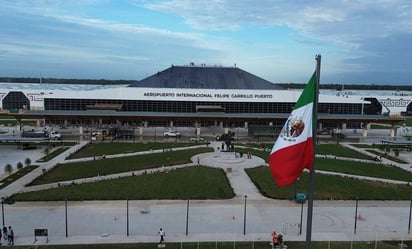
[11,166,233,201]
[30,147,214,185]
[6,140,412,202]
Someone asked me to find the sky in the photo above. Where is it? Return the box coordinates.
[0,0,411,85]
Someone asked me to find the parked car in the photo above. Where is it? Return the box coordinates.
[49,131,62,140]
[190,136,205,142]
[163,131,181,137]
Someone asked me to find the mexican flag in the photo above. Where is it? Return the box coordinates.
[269,72,316,187]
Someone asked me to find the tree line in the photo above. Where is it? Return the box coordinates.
[0,77,136,85]
[0,77,411,91]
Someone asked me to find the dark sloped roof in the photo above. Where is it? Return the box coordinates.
[128,65,284,90]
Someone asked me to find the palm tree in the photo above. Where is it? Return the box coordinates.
[17,162,23,170]
[4,164,13,175]
[24,158,31,167]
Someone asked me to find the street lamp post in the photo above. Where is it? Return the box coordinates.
[243,195,247,235]
[127,198,129,236]
[65,198,68,238]
[299,200,304,235]
[186,198,190,236]
[354,198,359,234]
[1,198,4,227]
[408,198,412,234]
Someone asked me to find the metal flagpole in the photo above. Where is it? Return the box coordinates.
[305,54,321,249]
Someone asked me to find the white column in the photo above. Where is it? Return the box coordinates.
[390,125,396,138]
[362,127,368,137]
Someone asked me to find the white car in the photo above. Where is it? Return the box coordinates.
[163,131,181,137]
[190,136,205,142]
[49,131,62,140]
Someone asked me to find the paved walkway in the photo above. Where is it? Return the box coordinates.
[0,141,89,199]
[1,140,412,246]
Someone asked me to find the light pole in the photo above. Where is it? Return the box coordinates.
[126,198,129,236]
[186,198,190,236]
[299,200,304,235]
[1,198,4,227]
[243,195,247,235]
[354,198,359,234]
[65,198,68,238]
[408,198,412,234]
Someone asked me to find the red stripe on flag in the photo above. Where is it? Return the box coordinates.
[269,137,314,187]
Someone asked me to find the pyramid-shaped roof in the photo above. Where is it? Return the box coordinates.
[128,65,284,90]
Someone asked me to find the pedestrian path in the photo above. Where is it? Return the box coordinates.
[0,141,89,199]
[195,141,266,200]
[341,142,412,172]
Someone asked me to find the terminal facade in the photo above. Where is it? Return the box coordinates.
[0,65,406,137]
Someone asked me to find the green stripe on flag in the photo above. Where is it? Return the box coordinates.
[293,72,316,110]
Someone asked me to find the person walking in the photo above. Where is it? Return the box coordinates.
[158,228,165,243]
[2,226,7,241]
[7,226,13,246]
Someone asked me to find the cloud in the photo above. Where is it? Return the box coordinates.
[1,0,412,83]
[144,0,412,52]
[0,1,232,78]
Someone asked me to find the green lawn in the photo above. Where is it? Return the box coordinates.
[350,143,372,148]
[404,117,412,126]
[237,143,374,163]
[316,144,372,160]
[67,142,205,159]
[370,124,391,129]
[316,158,412,182]
[246,166,412,200]
[37,146,69,162]
[11,166,234,201]
[30,147,213,185]
[0,120,35,126]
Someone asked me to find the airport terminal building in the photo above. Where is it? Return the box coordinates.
[0,65,409,137]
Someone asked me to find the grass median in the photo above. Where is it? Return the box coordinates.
[237,146,412,182]
[11,166,234,201]
[30,147,214,185]
[67,142,204,159]
[246,166,412,200]
[238,143,375,162]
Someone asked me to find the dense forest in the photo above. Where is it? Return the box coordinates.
[277,83,412,91]
[1,77,411,91]
[0,77,136,85]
